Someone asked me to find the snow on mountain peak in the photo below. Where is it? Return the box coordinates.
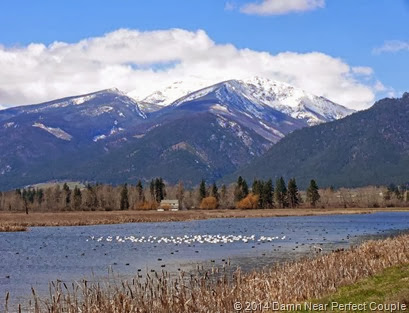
[128,76,354,125]
[129,78,218,107]
[164,76,354,125]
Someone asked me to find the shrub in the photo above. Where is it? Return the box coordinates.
[200,197,218,210]
[237,193,259,210]
[137,201,158,210]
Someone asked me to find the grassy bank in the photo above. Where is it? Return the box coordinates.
[1,207,409,229]
[7,233,409,312]
[295,265,409,312]
[0,224,27,232]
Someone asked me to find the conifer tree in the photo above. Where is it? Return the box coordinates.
[120,183,130,210]
[220,184,227,207]
[287,178,301,208]
[263,179,274,208]
[242,180,249,198]
[150,180,155,202]
[62,183,71,207]
[274,177,288,208]
[73,186,82,210]
[211,183,219,201]
[36,188,44,205]
[136,180,145,203]
[84,184,98,210]
[159,178,166,201]
[199,179,207,202]
[234,176,249,202]
[306,179,320,207]
[176,181,184,209]
[153,178,166,203]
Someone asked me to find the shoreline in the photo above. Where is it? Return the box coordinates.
[1,207,409,231]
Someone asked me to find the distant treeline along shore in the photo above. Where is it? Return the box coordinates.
[0,177,408,213]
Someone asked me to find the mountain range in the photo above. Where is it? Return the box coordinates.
[0,76,364,190]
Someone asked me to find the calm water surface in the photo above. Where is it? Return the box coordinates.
[1,212,409,306]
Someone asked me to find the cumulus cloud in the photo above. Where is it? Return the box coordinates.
[373,40,409,54]
[240,0,325,16]
[352,66,373,76]
[0,28,378,110]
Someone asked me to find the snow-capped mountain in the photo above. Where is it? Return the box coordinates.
[0,88,147,142]
[235,77,354,125]
[0,78,357,189]
[0,88,151,189]
[165,79,307,143]
[134,76,354,125]
[129,78,216,109]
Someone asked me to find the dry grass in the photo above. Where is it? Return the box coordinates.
[1,207,409,228]
[0,223,28,232]
[6,233,409,312]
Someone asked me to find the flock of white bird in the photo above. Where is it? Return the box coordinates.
[87,234,287,245]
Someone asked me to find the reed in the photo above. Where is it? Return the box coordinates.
[0,223,27,232]
[8,233,409,312]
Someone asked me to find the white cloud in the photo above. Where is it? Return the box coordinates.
[240,0,325,16]
[373,40,409,54]
[374,80,388,92]
[0,28,378,110]
[352,66,373,76]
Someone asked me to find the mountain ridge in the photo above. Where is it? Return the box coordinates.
[232,94,409,189]
[0,77,359,189]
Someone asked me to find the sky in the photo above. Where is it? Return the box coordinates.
[0,0,408,110]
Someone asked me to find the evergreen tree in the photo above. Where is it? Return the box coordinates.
[150,180,155,202]
[136,180,145,203]
[199,179,207,202]
[211,183,219,201]
[263,179,274,208]
[234,176,249,202]
[120,184,130,210]
[242,180,249,198]
[220,184,227,207]
[158,178,166,202]
[252,179,274,209]
[252,179,263,209]
[62,183,71,207]
[84,184,98,210]
[73,186,82,210]
[176,181,184,209]
[153,178,166,203]
[36,188,44,205]
[287,178,301,208]
[274,177,288,208]
[306,179,320,207]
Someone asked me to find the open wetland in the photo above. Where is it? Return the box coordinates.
[2,211,409,309]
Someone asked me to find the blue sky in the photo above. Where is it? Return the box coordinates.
[0,0,408,109]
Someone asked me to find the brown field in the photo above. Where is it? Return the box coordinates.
[0,207,409,230]
[9,230,409,312]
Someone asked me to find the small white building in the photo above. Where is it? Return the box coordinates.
[159,200,179,211]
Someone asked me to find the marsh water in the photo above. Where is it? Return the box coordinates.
[1,212,409,306]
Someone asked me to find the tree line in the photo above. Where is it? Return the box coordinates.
[1,176,407,213]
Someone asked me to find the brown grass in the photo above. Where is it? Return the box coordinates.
[0,223,28,232]
[1,207,409,228]
[7,233,409,312]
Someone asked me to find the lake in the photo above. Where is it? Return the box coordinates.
[1,211,409,306]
